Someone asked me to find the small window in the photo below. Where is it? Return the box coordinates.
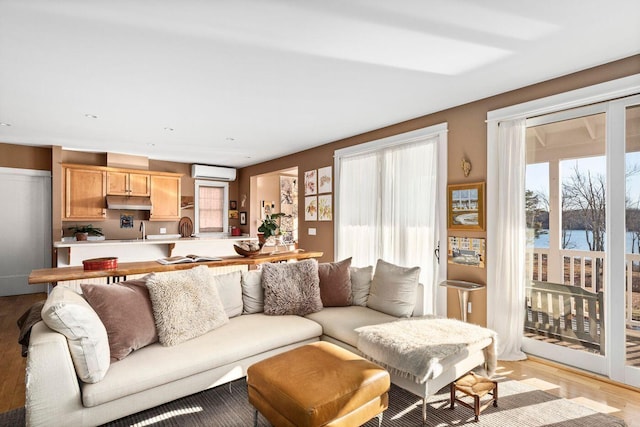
[194,180,228,234]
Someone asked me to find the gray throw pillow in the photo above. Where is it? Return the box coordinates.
[261,259,323,316]
[350,265,373,306]
[241,270,263,314]
[146,266,229,346]
[367,259,420,317]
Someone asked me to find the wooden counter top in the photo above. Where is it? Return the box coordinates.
[29,250,323,284]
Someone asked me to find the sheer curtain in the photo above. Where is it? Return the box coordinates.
[336,135,440,313]
[488,119,527,360]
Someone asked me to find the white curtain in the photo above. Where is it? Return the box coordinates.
[488,119,528,360]
[337,136,440,313]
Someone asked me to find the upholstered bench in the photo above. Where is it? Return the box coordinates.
[450,372,498,422]
[247,341,390,427]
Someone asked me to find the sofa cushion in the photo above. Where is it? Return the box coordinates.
[41,286,110,383]
[318,257,352,307]
[241,270,263,314]
[81,279,158,361]
[305,306,398,348]
[350,265,373,306]
[209,270,243,318]
[80,313,323,407]
[146,266,229,346]
[367,259,420,317]
[262,259,322,316]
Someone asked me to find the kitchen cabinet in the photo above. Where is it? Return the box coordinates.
[107,171,150,196]
[150,174,181,221]
[63,166,107,220]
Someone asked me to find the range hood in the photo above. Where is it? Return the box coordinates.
[106,195,152,211]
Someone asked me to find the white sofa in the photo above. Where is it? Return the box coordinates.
[26,265,424,427]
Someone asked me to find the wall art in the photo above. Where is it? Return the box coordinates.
[304,169,317,195]
[318,194,332,221]
[448,236,485,268]
[304,196,317,221]
[448,181,485,230]
[318,166,332,194]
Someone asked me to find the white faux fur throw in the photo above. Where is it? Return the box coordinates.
[356,316,497,384]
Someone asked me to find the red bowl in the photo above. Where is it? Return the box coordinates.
[83,257,118,271]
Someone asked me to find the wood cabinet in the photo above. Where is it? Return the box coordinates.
[107,171,150,196]
[150,175,181,221]
[63,166,107,220]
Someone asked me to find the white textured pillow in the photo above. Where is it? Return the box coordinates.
[146,266,229,346]
[241,270,263,314]
[367,259,420,317]
[209,270,243,318]
[41,286,110,383]
[350,265,373,306]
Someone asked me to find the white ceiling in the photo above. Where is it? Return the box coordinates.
[0,0,639,168]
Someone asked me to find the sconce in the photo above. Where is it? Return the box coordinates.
[461,158,472,177]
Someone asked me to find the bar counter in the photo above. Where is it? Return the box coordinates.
[29,250,323,284]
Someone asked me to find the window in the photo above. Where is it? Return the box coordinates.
[194,180,228,234]
[334,124,448,315]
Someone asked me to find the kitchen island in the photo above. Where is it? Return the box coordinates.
[54,235,275,267]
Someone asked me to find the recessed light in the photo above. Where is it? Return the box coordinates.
[147,143,156,147]
[0,122,11,127]
[84,114,98,119]
[164,127,174,131]
[226,137,235,142]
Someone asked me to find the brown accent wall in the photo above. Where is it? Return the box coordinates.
[0,143,51,171]
[239,55,640,325]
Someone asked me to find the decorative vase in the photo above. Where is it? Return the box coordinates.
[257,233,266,246]
[75,232,89,241]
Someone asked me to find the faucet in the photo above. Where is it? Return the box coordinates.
[139,221,146,240]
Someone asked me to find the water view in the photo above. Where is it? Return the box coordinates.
[533,229,640,253]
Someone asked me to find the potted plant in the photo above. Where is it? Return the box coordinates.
[67,224,104,241]
[257,213,287,245]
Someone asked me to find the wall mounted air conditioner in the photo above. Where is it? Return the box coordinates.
[191,164,237,181]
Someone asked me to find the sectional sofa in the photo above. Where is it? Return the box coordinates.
[26,258,425,426]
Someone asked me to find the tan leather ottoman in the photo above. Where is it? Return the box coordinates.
[247,341,390,427]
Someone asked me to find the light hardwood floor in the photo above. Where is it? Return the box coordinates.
[1,293,639,425]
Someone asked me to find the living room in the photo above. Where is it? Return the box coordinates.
[1,2,640,426]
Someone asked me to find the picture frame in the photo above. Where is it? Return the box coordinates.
[448,236,485,268]
[318,166,332,194]
[240,211,247,225]
[318,194,332,221]
[304,169,317,195]
[304,196,317,221]
[230,200,237,210]
[448,181,485,230]
[228,210,238,219]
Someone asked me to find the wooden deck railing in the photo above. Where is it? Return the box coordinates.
[525,280,604,353]
[529,248,639,327]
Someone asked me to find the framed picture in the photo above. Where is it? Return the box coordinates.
[240,211,247,225]
[318,194,332,221]
[304,196,317,221]
[318,166,332,194]
[304,169,317,195]
[448,182,485,230]
[448,237,485,268]
[229,210,238,219]
[230,200,237,210]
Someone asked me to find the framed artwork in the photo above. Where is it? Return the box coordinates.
[448,237,486,268]
[280,175,297,205]
[448,181,485,230]
[229,210,238,219]
[230,200,237,210]
[318,194,332,221]
[240,211,247,225]
[304,196,317,221]
[318,166,332,194]
[304,169,317,195]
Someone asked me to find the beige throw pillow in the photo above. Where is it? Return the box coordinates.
[41,286,111,383]
[208,270,243,318]
[241,270,263,314]
[367,259,420,317]
[146,266,229,346]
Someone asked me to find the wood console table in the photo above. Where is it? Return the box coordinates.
[29,250,323,285]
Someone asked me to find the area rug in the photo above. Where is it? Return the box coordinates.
[0,378,626,426]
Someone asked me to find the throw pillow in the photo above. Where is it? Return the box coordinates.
[350,265,373,306]
[367,259,420,317]
[318,257,352,307]
[41,285,110,383]
[208,270,243,318]
[81,279,158,361]
[261,259,322,316]
[146,266,229,346]
[241,270,263,314]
